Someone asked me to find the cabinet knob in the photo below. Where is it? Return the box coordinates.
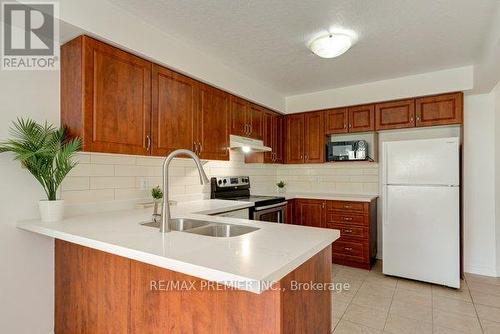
[349,124,352,128]
[416,116,421,121]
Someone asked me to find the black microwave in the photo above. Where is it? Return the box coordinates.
[327,140,368,161]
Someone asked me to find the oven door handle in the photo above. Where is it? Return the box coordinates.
[253,201,288,211]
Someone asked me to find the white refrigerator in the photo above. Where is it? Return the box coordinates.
[382,137,460,288]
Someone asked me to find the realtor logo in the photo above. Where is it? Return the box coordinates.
[1,2,59,70]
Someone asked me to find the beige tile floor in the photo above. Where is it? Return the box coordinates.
[331,261,500,334]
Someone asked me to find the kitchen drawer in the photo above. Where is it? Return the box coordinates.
[332,240,367,262]
[327,213,366,226]
[328,224,367,239]
[328,200,366,213]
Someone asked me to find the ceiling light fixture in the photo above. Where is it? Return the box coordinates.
[308,33,352,58]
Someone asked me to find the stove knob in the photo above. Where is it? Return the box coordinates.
[222,179,227,184]
[217,180,222,185]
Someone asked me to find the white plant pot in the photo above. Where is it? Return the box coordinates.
[38,200,65,222]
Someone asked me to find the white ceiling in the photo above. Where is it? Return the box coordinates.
[109,0,498,96]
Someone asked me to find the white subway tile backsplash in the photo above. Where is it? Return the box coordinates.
[62,189,114,204]
[69,164,114,177]
[90,153,137,165]
[72,152,91,164]
[90,177,136,189]
[115,188,150,200]
[61,177,90,191]
[64,152,379,206]
[114,165,162,177]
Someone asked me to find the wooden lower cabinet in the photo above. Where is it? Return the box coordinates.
[327,199,377,269]
[294,199,325,227]
[55,240,332,334]
[291,198,377,270]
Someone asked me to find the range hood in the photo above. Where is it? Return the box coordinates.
[229,135,271,153]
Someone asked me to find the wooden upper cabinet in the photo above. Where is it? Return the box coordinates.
[248,104,264,140]
[284,114,305,164]
[375,99,415,130]
[229,96,249,138]
[198,84,230,160]
[415,92,463,127]
[348,104,375,133]
[262,112,274,163]
[304,111,324,163]
[61,36,152,155]
[151,65,197,156]
[275,116,284,163]
[229,98,263,140]
[325,108,348,134]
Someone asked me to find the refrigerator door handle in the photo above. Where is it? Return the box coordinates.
[383,186,388,226]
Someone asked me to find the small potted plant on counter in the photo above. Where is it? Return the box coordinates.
[151,185,163,223]
[276,180,286,194]
[0,118,81,222]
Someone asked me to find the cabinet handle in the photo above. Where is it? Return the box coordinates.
[343,217,353,221]
[249,124,253,135]
[345,229,352,233]
[146,135,151,151]
[416,116,421,121]
[410,117,414,122]
[344,205,351,209]
[344,247,353,251]
[199,142,203,153]
[349,124,352,128]
[344,124,347,128]
[322,202,325,209]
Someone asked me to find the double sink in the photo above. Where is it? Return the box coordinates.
[141,218,259,237]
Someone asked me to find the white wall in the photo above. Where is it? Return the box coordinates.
[463,94,497,276]
[285,66,473,113]
[494,82,500,276]
[0,70,58,333]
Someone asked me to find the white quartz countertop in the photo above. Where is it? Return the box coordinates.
[255,192,378,202]
[17,199,338,294]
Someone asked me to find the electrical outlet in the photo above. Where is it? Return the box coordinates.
[139,178,148,190]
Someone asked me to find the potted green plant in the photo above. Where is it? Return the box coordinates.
[151,185,163,223]
[0,118,81,222]
[276,180,286,193]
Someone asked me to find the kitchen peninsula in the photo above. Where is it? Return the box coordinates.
[18,199,339,333]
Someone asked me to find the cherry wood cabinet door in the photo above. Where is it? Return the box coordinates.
[348,104,375,133]
[197,84,230,160]
[415,92,463,127]
[375,99,415,130]
[230,96,248,137]
[284,114,305,164]
[262,111,274,163]
[304,111,325,163]
[275,115,284,163]
[151,65,197,156]
[324,108,348,134]
[248,104,264,140]
[83,36,152,155]
[295,199,325,227]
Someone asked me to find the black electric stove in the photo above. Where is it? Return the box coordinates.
[210,176,287,223]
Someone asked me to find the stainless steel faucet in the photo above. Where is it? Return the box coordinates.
[161,149,210,233]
